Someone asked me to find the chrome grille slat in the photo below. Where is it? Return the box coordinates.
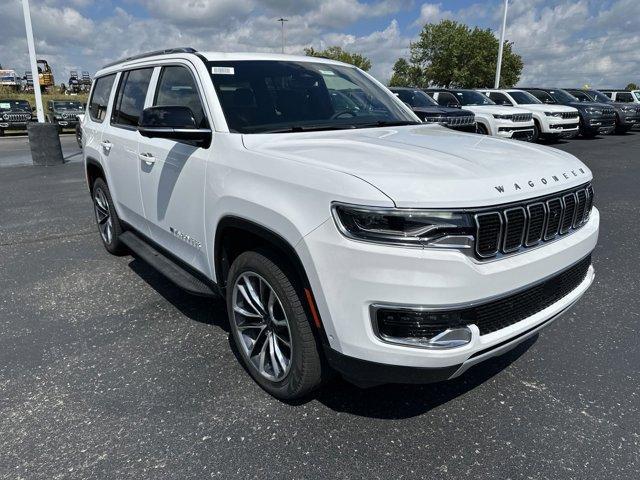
[574,189,587,228]
[525,202,546,246]
[475,212,503,258]
[560,194,577,234]
[503,207,526,253]
[545,198,563,240]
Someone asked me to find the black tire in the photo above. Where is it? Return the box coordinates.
[476,123,489,135]
[532,120,541,142]
[91,178,127,255]
[226,250,323,400]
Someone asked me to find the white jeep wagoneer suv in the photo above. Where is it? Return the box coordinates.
[83,48,598,400]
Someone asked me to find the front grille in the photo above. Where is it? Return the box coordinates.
[373,255,592,339]
[62,112,80,119]
[444,115,475,127]
[3,112,30,122]
[512,113,533,122]
[475,183,593,258]
[602,107,615,116]
[561,112,579,119]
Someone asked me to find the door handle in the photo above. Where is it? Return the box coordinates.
[100,140,112,153]
[138,152,156,165]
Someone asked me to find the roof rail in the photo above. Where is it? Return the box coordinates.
[103,47,197,69]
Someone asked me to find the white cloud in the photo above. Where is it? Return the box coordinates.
[0,0,638,89]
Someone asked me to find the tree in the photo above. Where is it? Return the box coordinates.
[304,46,372,71]
[389,58,426,87]
[626,83,639,90]
[390,20,523,88]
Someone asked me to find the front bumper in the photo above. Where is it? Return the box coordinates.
[583,115,616,133]
[298,207,599,373]
[620,114,640,127]
[0,121,30,130]
[496,124,534,141]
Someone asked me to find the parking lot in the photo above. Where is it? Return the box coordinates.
[1,133,639,479]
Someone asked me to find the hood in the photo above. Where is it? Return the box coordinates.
[567,101,610,110]
[242,125,591,208]
[517,104,577,113]
[412,106,472,116]
[461,105,531,115]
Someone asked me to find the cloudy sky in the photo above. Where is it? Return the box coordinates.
[1,0,638,88]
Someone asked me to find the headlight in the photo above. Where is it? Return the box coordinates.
[544,111,562,117]
[492,114,513,120]
[585,107,603,115]
[54,115,63,120]
[331,203,474,247]
[621,106,636,113]
[424,116,445,123]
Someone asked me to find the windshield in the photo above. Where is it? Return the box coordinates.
[392,89,438,108]
[450,90,495,106]
[53,101,84,111]
[528,90,557,104]
[549,89,579,103]
[634,91,640,101]
[568,90,594,102]
[587,90,613,103]
[0,100,30,112]
[508,90,542,105]
[207,60,417,133]
[1,75,17,82]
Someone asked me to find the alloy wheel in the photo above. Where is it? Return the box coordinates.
[93,187,113,245]
[231,272,293,382]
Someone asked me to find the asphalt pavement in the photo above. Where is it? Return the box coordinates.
[0,133,81,167]
[0,132,638,479]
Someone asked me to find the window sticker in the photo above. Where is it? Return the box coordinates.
[211,66,235,75]
[0,103,10,109]
[319,69,335,75]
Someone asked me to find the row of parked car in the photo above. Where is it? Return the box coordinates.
[0,99,85,139]
[390,87,640,142]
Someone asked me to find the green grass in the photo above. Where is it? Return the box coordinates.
[0,86,88,106]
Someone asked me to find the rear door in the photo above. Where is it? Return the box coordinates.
[83,73,117,184]
[138,63,211,274]
[105,67,154,234]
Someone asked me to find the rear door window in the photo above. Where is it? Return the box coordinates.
[111,68,153,128]
[88,74,116,122]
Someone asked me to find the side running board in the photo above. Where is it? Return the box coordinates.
[120,231,217,297]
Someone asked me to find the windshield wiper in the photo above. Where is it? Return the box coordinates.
[256,124,358,133]
[353,120,421,129]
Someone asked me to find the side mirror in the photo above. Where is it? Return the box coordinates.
[138,106,211,148]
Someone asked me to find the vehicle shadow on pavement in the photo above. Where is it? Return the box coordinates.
[127,258,229,332]
[125,254,536,417]
[312,337,536,419]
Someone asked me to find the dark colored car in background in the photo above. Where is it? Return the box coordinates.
[522,88,615,138]
[565,88,640,134]
[46,100,85,133]
[389,87,476,132]
[0,99,33,136]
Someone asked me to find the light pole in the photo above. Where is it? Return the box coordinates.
[494,0,509,89]
[21,0,44,122]
[277,18,288,54]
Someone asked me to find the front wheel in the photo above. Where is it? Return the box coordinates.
[476,123,489,135]
[91,178,126,255]
[226,250,324,400]
[532,121,541,142]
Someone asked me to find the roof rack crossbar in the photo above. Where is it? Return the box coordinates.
[103,47,197,69]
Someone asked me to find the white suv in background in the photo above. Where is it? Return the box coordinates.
[426,88,535,141]
[479,89,580,141]
[600,90,640,104]
[83,48,598,400]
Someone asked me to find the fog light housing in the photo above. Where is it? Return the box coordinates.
[372,306,472,349]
